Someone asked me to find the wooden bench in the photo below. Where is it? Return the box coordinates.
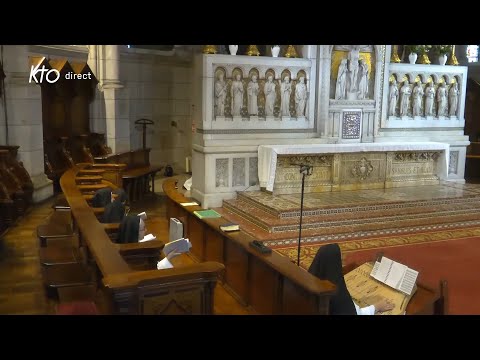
[58,164,224,314]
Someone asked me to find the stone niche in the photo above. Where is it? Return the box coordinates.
[319,45,386,143]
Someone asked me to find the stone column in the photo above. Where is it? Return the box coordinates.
[99,45,130,153]
[455,45,468,66]
[1,45,52,202]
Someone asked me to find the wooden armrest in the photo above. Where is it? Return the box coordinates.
[116,240,165,252]
[92,207,105,215]
[90,163,127,169]
[103,261,225,288]
[103,223,120,232]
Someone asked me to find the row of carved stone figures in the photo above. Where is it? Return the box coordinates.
[388,80,459,118]
[215,73,308,118]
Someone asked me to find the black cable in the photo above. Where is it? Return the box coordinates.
[1,45,8,145]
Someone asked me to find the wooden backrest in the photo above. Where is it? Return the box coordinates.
[0,150,22,193]
[94,148,151,170]
[60,164,224,314]
[0,145,33,188]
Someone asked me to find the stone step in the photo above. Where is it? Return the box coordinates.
[236,187,480,219]
[225,195,480,232]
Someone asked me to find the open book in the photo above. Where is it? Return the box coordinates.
[344,262,415,315]
[370,257,419,296]
[163,238,192,256]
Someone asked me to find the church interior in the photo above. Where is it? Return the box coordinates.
[1,44,480,315]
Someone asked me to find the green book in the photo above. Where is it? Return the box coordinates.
[193,209,222,219]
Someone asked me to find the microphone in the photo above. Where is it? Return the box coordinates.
[290,163,313,175]
[290,163,313,266]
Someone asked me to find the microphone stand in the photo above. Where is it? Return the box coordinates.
[291,163,313,266]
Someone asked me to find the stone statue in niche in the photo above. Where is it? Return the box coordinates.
[399,80,411,117]
[295,76,308,117]
[247,75,259,116]
[214,72,227,117]
[449,82,459,116]
[388,80,399,116]
[357,59,369,100]
[436,82,447,117]
[412,82,424,117]
[334,45,371,100]
[264,75,276,117]
[425,82,436,116]
[280,76,292,117]
[231,74,244,117]
[347,46,361,93]
[335,59,348,100]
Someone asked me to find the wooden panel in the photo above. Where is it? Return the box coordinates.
[187,214,206,262]
[248,256,281,314]
[224,239,249,303]
[204,226,225,264]
[282,277,328,314]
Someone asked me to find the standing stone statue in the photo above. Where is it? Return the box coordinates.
[231,74,244,117]
[357,59,369,100]
[264,75,276,117]
[295,76,308,117]
[280,76,292,117]
[436,82,447,117]
[388,80,399,116]
[412,82,424,117]
[449,82,459,116]
[247,75,259,116]
[347,45,361,92]
[335,59,348,100]
[425,82,436,116]
[399,80,412,117]
[214,72,227,117]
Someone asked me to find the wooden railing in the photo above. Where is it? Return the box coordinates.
[163,178,447,315]
[60,164,224,314]
[162,178,336,314]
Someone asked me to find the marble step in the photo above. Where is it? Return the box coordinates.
[223,197,480,234]
[236,189,480,219]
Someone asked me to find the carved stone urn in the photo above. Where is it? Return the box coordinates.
[438,54,448,66]
[271,45,281,58]
[229,45,238,56]
[408,53,418,64]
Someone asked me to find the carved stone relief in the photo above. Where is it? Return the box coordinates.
[213,65,310,121]
[351,157,374,180]
[341,111,362,139]
[215,158,229,188]
[249,157,259,186]
[449,151,459,174]
[232,158,246,187]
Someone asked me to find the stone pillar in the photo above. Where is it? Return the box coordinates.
[87,45,106,135]
[455,45,468,66]
[99,45,129,153]
[1,45,52,202]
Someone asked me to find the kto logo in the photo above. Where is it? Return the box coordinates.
[29,62,60,84]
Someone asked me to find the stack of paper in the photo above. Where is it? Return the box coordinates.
[163,238,192,256]
[139,233,156,242]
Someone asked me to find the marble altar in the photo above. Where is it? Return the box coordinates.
[258,142,449,194]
